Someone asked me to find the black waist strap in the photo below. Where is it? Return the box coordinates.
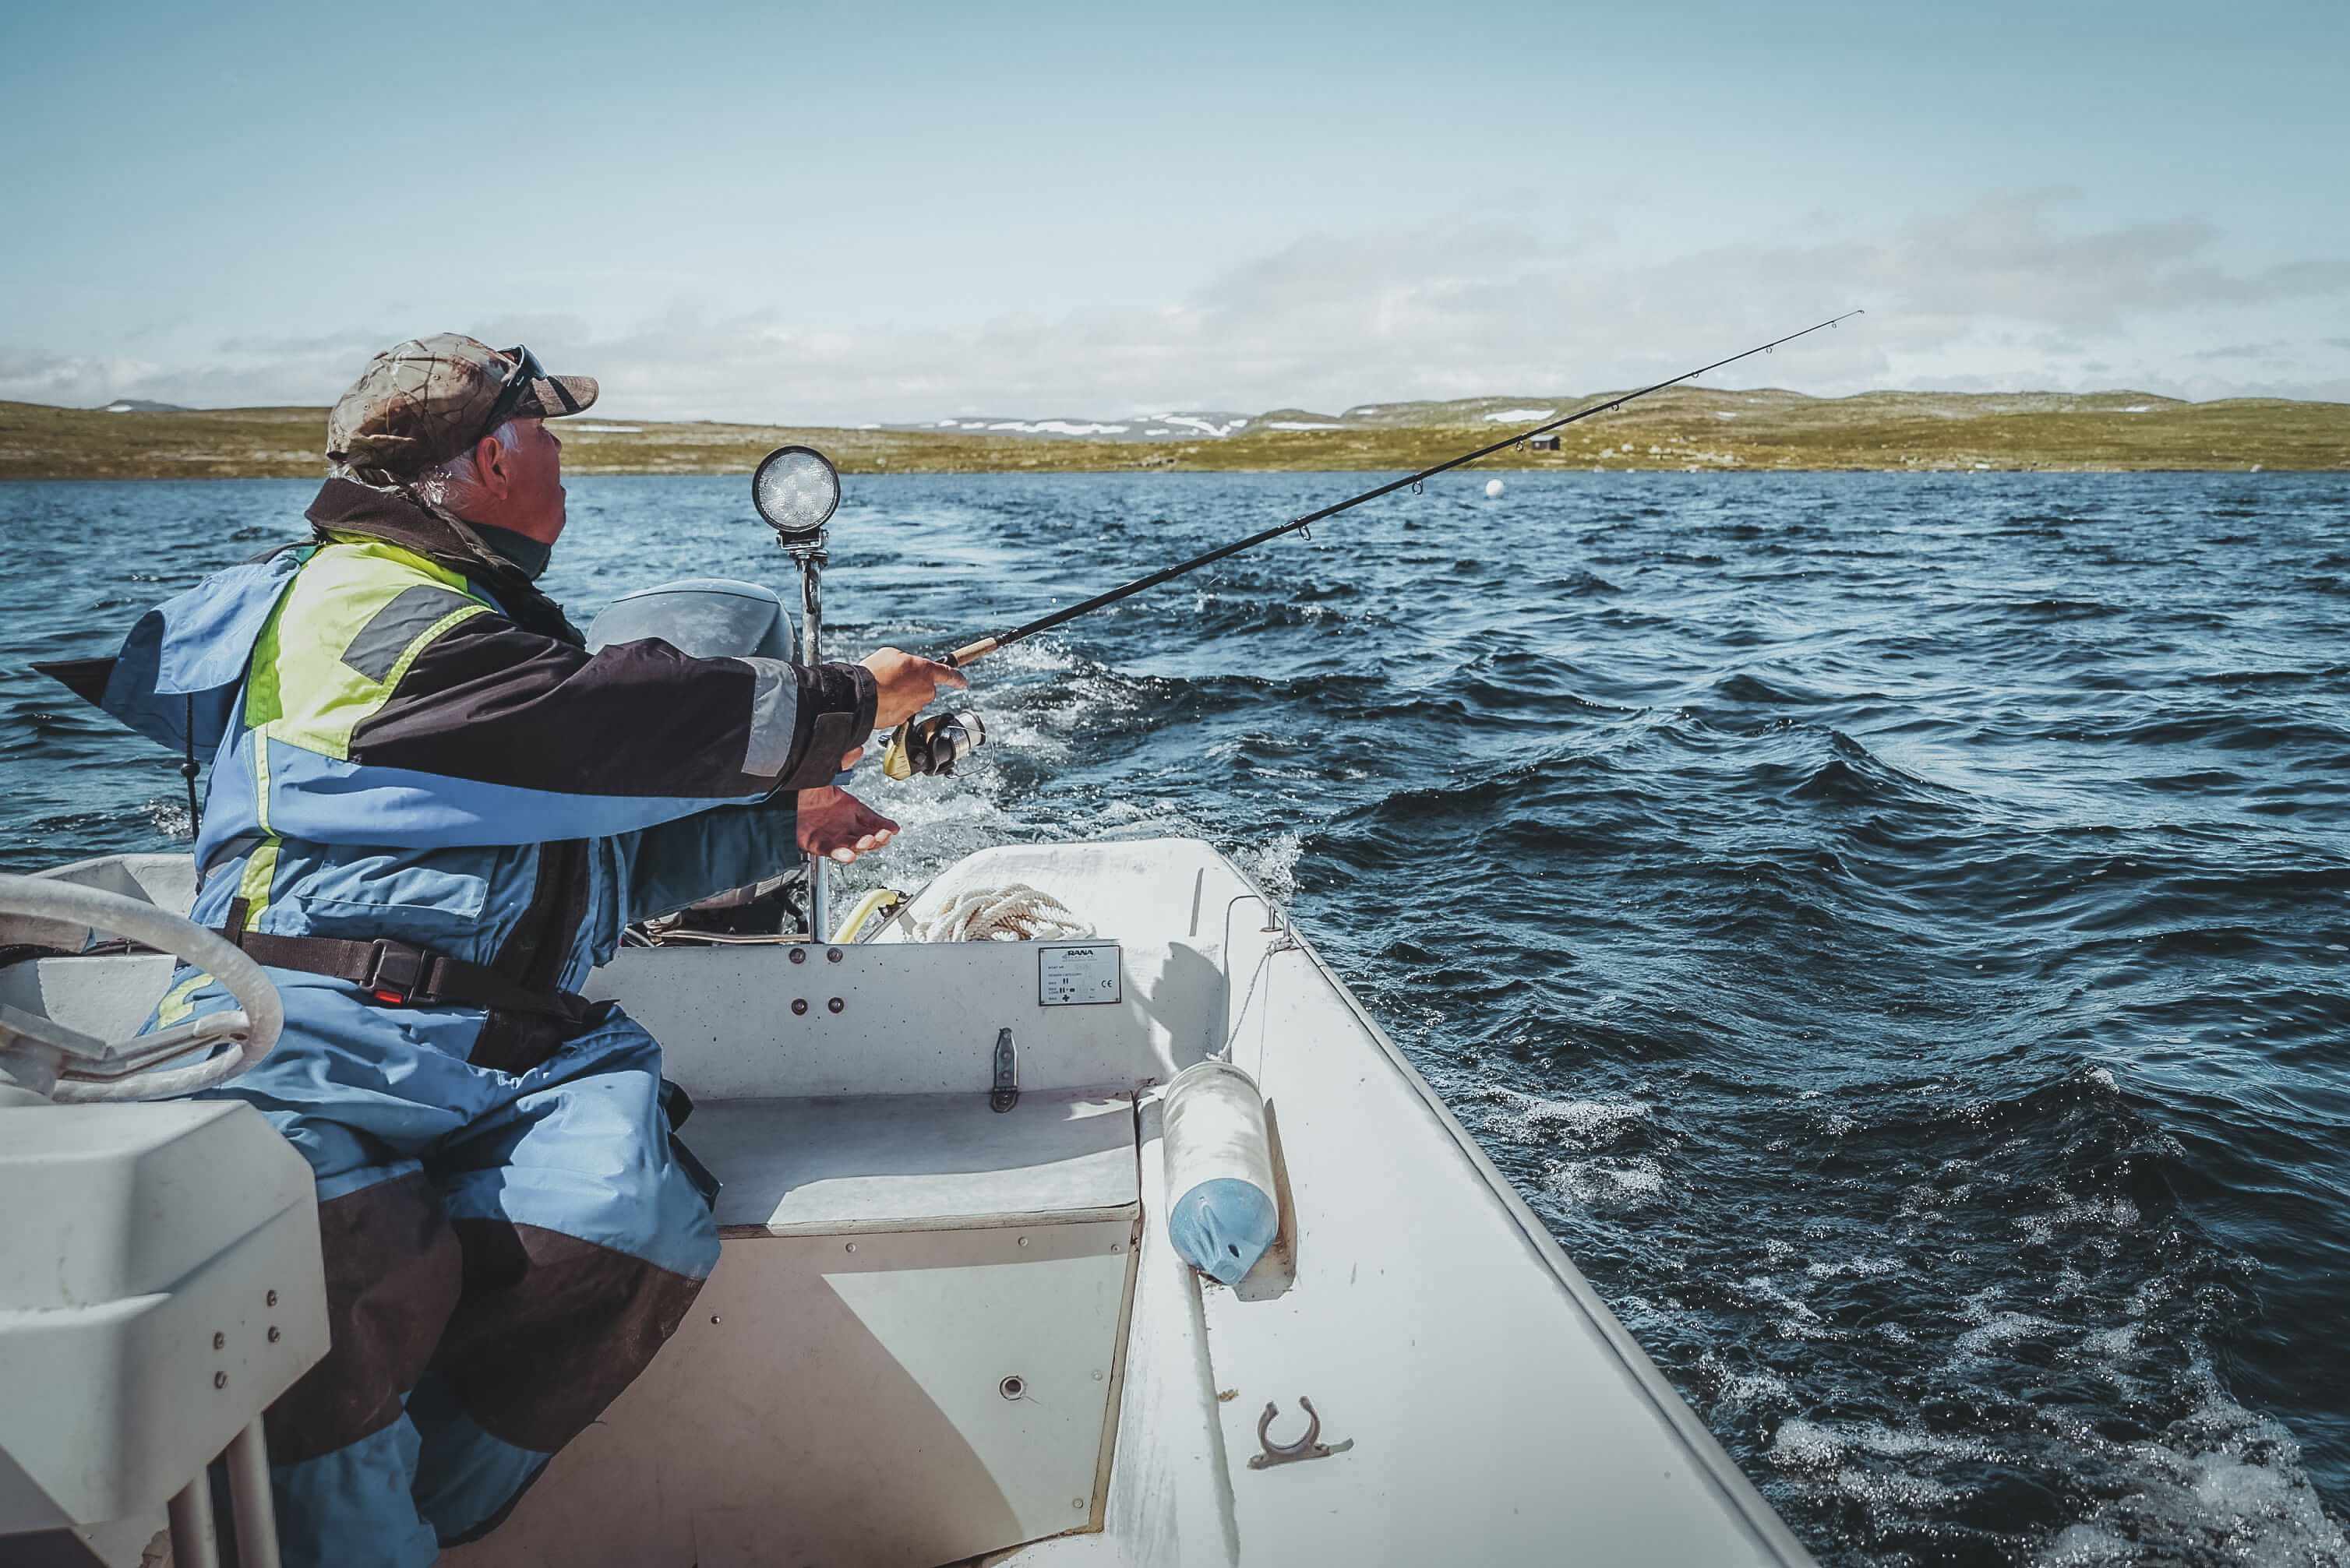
[217,928,589,1021]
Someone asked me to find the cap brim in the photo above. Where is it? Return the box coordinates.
[513,374,598,420]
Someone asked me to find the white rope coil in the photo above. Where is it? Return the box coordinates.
[912,883,1092,943]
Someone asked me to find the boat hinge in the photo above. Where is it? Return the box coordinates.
[990,1027,1018,1113]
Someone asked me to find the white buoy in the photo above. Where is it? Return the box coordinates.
[1161,1059,1279,1285]
[1484,478,1505,499]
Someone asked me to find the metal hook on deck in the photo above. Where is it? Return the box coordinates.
[1248,1396,1353,1469]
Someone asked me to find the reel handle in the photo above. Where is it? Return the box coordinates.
[880,711,987,780]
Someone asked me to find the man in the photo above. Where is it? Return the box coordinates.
[83,336,962,1566]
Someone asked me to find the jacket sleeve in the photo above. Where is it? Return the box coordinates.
[611,796,806,926]
[348,612,877,811]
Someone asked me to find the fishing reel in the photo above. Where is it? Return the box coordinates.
[882,710,986,779]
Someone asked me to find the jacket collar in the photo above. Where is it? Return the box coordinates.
[303,478,584,647]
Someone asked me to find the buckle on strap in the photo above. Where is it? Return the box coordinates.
[364,939,429,1005]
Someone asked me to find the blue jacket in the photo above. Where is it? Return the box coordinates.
[74,480,873,1029]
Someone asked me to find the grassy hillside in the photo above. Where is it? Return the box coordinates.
[2,388,2342,480]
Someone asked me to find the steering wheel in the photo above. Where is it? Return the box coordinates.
[0,872,283,1105]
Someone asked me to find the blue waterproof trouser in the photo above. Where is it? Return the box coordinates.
[174,968,722,1568]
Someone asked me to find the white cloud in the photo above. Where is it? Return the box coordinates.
[5,194,2345,421]
[0,351,169,409]
[0,344,374,411]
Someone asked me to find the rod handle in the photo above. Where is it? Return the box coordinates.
[947,637,1000,668]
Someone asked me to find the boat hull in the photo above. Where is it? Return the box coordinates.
[446,837,1812,1568]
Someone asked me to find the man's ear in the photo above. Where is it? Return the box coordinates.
[472,432,512,500]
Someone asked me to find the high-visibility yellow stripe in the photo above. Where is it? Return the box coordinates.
[235,838,281,928]
[155,971,210,1027]
[243,574,292,729]
[247,537,492,762]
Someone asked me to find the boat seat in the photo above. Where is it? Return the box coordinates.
[687,1087,1140,1237]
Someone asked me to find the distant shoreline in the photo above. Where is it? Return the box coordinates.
[3,388,2344,479]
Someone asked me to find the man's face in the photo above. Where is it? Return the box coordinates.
[499,418,567,542]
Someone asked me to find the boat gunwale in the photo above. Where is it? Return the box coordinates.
[715,1201,1141,1241]
[907,836,1817,1564]
[1251,887,1819,1567]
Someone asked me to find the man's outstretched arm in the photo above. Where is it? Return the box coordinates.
[251,569,960,847]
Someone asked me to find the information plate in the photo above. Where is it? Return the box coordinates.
[1039,943,1122,1006]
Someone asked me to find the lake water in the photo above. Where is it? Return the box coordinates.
[5,470,2347,1566]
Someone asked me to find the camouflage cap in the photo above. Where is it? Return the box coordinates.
[326,333,598,476]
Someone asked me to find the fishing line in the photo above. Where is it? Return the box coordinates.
[937,310,1863,669]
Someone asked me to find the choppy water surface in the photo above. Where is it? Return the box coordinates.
[6,470,2347,1566]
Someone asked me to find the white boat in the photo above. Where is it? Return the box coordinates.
[2,837,1814,1567]
[4,446,1815,1565]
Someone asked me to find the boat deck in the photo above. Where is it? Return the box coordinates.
[444,837,1812,1568]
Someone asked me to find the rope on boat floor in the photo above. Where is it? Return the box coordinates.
[912,884,1092,943]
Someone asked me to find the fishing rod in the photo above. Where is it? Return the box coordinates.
[881,308,1861,777]
[939,309,1861,668]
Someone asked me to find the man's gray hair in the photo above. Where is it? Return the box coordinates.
[408,419,524,517]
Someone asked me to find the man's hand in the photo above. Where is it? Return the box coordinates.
[861,647,969,731]
[796,786,898,863]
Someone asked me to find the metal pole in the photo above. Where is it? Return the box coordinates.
[794,535,831,942]
[226,1417,283,1568]
[168,1471,221,1568]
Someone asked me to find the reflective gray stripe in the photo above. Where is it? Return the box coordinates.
[200,830,270,879]
[736,656,799,776]
[342,584,480,682]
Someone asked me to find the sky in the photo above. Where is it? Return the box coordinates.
[3,0,2345,422]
